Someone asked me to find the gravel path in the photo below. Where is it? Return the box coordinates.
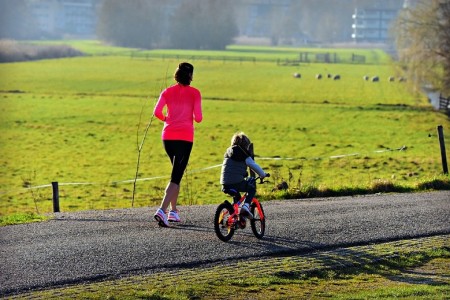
[1,191,449,296]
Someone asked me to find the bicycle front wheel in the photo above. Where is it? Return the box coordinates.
[250,201,265,239]
[214,201,235,242]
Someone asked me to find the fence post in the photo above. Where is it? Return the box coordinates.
[437,125,449,174]
[52,182,60,213]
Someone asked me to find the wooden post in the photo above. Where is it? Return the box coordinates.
[52,182,60,213]
[437,125,448,174]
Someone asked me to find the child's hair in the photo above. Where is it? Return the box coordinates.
[231,132,251,149]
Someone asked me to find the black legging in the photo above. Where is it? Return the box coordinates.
[163,140,193,185]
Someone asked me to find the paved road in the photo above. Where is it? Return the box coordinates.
[1,191,449,296]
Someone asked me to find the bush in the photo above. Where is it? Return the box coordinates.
[416,177,450,190]
[0,40,85,63]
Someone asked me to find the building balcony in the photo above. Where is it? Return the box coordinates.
[352,22,384,29]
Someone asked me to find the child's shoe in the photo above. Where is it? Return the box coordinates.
[240,203,253,219]
[168,210,181,222]
[154,208,169,227]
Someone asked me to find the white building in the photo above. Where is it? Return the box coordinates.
[351,8,399,43]
[27,0,99,38]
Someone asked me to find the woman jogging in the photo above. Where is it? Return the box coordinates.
[153,62,203,227]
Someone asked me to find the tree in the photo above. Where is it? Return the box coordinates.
[394,0,450,95]
[98,0,237,50]
[97,0,164,49]
[169,0,238,50]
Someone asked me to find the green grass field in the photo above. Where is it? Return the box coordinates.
[33,40,391,64]
[0,42,449,216]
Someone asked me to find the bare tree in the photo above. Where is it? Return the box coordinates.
[395,0,450,95]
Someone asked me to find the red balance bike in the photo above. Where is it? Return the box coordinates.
[214,175,269,242]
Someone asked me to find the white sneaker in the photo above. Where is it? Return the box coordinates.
[154,208,169,227]
[240,203,253,219]
[168,210,181,222]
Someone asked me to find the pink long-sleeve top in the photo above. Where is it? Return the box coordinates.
[153,83,203,142]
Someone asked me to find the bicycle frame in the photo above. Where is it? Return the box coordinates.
[221,194,265,228]
[215,175,269,241]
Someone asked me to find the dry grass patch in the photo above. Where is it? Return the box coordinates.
[0,39,84,63]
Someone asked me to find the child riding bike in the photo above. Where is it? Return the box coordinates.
[220,132,269,218]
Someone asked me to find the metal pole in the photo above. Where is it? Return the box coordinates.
[52,182,60,213]
[437,125,448,174]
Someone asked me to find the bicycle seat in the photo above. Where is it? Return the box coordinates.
[222,187,241,198]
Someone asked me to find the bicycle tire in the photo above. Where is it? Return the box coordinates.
[214,201,235,242]
[250,201,265,239]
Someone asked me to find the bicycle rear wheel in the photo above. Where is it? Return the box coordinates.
[214,201,235,242]
[250,201,265,239]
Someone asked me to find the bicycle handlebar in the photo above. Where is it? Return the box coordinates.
[256,173,270,184]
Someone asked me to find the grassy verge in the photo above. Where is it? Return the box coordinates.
[264,176,450,201]
[10,235,449,299]
[0,212,49,226]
